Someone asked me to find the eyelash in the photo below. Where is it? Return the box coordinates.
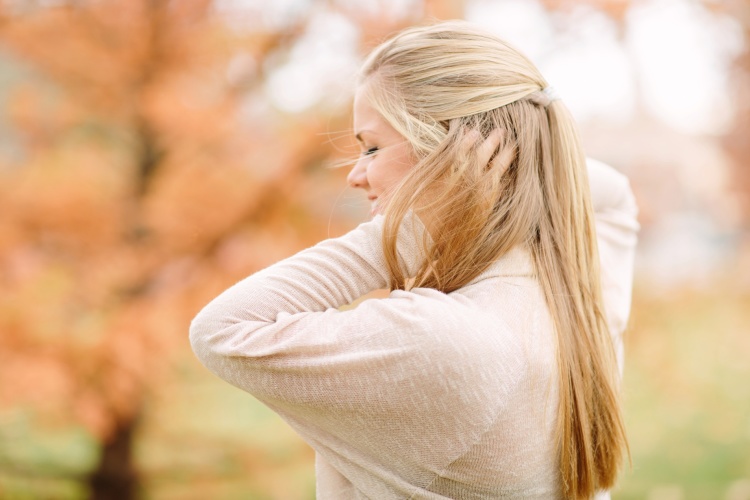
[362,146,379,156]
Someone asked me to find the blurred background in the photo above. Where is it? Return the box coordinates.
[0,0,748,498]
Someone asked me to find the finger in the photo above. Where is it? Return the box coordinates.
[491,143,516,176]
[475,128,504,167]
[460,129,482,157]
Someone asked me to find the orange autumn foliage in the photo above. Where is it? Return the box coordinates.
[21,2,750,498]
[0,0,360,452]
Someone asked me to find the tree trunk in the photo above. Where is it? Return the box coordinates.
[88,414,140,500]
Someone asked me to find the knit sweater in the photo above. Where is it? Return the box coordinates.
[189,158,639,499]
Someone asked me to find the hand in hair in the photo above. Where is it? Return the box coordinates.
[461,128,514,176]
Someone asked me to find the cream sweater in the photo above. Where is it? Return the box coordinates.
[190,159,639,499]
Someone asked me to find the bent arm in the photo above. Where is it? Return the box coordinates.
[187,214,518,494]
[189,213,426,393]
[587,158,640,374]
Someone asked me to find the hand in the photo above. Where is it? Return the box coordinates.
[461,128,515,175]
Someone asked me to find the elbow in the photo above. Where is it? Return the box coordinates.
[621,176,639,218]
[189,309,268,365]
[621,178,641,237]
[188,309,219,365]
[188,313,253,392]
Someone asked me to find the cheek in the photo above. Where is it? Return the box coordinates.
[369,164,400,193]
[370,150,415,191]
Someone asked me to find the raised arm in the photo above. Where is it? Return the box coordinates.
[189,213,425,369]
[586,158,640,374]
[188,212,525,497]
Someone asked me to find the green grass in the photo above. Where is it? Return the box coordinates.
[1,282,748,499]
[613,285,750,500]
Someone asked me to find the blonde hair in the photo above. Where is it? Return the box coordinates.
[358,21,628,498]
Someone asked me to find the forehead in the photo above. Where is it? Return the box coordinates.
[353,87,380,129]
[353,86,399,139]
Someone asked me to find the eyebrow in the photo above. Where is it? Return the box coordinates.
[355,130,376,143]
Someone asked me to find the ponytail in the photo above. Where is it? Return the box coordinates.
[539,100,629,497]
[360,21,629,497]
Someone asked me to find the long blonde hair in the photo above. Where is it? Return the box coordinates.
[358,21,628,498]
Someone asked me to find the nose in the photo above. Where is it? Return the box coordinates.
[347,159,368,189]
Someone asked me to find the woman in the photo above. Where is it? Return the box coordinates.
[190,21,639,499]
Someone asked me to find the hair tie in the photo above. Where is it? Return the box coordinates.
[542,86,560,104]
[526,86,560,108]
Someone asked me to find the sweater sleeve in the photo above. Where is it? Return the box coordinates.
[191,213,422,325]
[188,212,434,424]
[586,158,640,374]
[189,213,526,496]
[190,212,449,393]
[189,213,425,379]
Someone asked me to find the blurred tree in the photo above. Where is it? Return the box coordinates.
[540,0,629,21]
[0,0,473,497]
[543,0,749,233]
[12,0,745,497]
[0,0,344,497]
[424,0,466,20]
[719,1,750,230]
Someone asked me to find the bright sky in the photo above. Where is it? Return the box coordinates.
[470,0,743,135]
[217,0,745,136]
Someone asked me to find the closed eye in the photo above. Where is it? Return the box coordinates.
[362,146,379,156]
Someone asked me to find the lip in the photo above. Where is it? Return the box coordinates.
[369,196,379,216]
